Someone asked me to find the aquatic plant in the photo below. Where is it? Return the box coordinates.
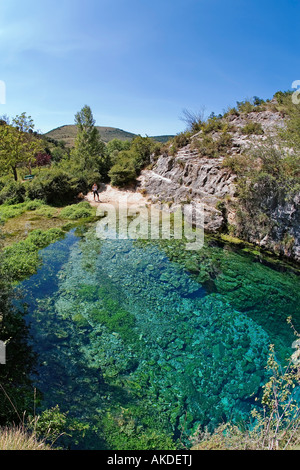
[14,222,300,450]
[1,228,65,281]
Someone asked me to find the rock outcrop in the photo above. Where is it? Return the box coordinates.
[138,108,300,263]
[139,146,236,232]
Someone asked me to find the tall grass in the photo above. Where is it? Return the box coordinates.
[0,426,52,450]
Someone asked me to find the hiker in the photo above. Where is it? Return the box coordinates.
[92,183,100,201]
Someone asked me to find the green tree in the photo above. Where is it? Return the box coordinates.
[108,151,137,187]
[72,105,108,181]
[131,135,154,170]
[0,113,43,181]
[105,139,131,165]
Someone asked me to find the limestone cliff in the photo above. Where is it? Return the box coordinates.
[138,107,300,263]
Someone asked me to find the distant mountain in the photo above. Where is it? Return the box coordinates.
[44,125,174,147]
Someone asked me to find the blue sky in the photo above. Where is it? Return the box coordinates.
[0,0,299,136]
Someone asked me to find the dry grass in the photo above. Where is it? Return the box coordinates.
[0,426,52,451]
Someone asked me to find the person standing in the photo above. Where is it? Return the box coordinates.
[92,183,100,202]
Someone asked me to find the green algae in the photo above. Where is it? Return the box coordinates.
[15,221,300,450]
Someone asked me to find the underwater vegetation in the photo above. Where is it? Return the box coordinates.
[16,221,300,450]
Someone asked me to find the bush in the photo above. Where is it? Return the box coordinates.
[131,136,154,170]
[59,202,96,220]
[25,200,45,211]
[26,170,88,206]
[0,181,26,205]
[169,132,191,155]
[202,116,223,134]
[109,153,137,187]
[0,203,28,222]
[192,131,232,158]
[241,122,264,135]
[35,205,58,218]
[236,99,255,114]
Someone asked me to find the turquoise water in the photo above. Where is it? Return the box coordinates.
[19,222,300,449]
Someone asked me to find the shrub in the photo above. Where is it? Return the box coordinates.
[169,132,191,155]
[26,170,88,206]
[0,202,28,222]
[25,200,45,211]
[59,202,96,220]
[0,181,26,205]
[201,116,223,134]
[241,121,264,135]
[131,136,154,170]
[109,154,137,187]
[26,228,65,248]
[236,99,255,114]
[192,131,232,158]
[224,107,239,118]
[34,205,58,218]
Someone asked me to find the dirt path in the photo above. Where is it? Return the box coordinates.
[84,184,149,210]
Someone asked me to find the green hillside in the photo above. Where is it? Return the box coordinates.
[45,125,174,147]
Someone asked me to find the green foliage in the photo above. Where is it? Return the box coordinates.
[169,132,191,155]
[26,169,88,206]
[0,228,65,281]
[192,130,232,158]
[249,342,300,450]
[130,135,154,170]
[106,139,131,164]
[30,405,68,444]
[0,200,57,223]
[34,205,58,218]
[50,146,69,164]
[201,115,223,134]
[241,121,264,135]
[59,201,96,220]
[274,90,293,106]
[0,181,26,205]
[24,199,45,211]
[222,136,300,243]
[0,202,28,222]
[223,106,239,117]
[277,93,300,150]
[180,108,204,133]
[0,114,44,181]
[108,152,137,187]
[101,407,176,450]
[236,99,256,114]
[29,405,91,449]
[71,105,109,180]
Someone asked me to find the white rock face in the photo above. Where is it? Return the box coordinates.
[139,145,236,232]
[138,107,300,262]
